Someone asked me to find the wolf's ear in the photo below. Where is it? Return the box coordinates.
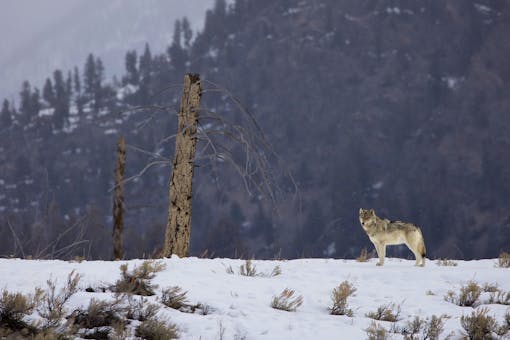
[359,208,363,213]
[369,209,375,215]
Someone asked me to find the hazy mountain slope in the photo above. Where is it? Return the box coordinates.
[0,0,213,100]
[1,0,509,260]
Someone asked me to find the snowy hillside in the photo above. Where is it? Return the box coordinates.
[1,257,509,339]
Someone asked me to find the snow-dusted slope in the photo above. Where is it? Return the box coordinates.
[0,0,214,100]
[0,257,509,339]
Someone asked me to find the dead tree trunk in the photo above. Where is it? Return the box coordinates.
[163,74,201,257]
[113,135,126,260]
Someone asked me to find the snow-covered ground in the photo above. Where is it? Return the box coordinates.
[0,257,509,339]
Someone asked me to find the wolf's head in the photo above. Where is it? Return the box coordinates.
[359,208,376,230]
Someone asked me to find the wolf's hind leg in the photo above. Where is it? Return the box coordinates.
[407,242,423,267]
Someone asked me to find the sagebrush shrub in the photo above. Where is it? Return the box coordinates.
[270,288,303,312]
[399,316,425,339]
[329,281,356,316]
[365,321,388,340]
[423,314,447,340]
[444,281,481,307]
[0,288,42,334]
[396,314,446,340]
[482,282,499,293]
[161,286,188,310]
[489,290,510,305]
[69,298,124,329]
[114,260,165,296]
[366,303,401,322]
[38,270,81,328]
[460,307,498,339]
[135,319,178,339]
[498,252,510,268]
[125,295,160,321]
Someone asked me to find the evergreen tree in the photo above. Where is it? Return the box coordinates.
[94,57,105,111]
[181,17,193,49]
[84,53,96,101]
[1,99,12,127]
[138,43,153,104]
[66,70,73,100]
[123,50,139,85]
[43,78,55,106]
[53,69,69,129]
[168,19,187,71]
[73,66,84,115]
[83,54,106,112]
[73,66,81,95]
[31,87,41,118]
[19,80,34,123]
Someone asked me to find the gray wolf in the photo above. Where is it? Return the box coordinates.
[359,208,426,266]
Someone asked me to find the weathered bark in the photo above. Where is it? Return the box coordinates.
[163,74,201,257]
[113,135,126,260]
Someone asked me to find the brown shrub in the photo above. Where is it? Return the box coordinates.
[69,298,124,329]
[161,286,188,310]
[0,288,43,334]
[460,307,498,339]
[488,290,510,305]
[329,281,356,316]
[114,260,166,296]
[498,252,510,268]
[135,319,178,340]
[366,303,401,322]
[444,281,481,307]
[124,295,160,321]
[270,288,303,312]
[356,248,375,262]
[38,270,81,328]
[365,321,388,340]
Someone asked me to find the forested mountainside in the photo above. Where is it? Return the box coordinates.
[1,0,509,260]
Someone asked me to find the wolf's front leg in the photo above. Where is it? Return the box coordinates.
[375,243,385,266]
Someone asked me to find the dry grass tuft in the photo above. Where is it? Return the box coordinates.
[444,281,481,307]
[329,281,356,316]
[270,288,303,312]
[498,252,510,268]
[460,307,498,339]
[356,247,375,262]
[366,303,401,322]
[226,260,281,278]
[239,259,257,276]
[269,266,282,277]
[489,290,510,305]
[135,319,179,340]
[365,321,388,340]
[161,286,188,310]
[435,258,458,267]
[482,282,499,293]
[114,260,166,296]
[124,295,160,321]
